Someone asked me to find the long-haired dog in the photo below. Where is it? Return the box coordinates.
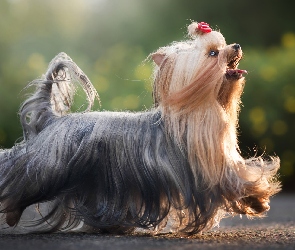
[0,22,280,234]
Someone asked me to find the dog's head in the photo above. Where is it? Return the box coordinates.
[151,21,247,115]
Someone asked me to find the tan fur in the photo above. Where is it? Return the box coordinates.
[151,22,280,219]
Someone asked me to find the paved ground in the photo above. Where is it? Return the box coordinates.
[0,194,294,250]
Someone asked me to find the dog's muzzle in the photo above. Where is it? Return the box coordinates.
[226,44,247,79]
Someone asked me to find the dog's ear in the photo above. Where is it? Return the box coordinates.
[151,52,166,66]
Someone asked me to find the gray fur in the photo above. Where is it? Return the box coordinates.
[0,53,225,234]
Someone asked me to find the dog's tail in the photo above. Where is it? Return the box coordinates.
[20,52,100,140]
[0,53,99,228]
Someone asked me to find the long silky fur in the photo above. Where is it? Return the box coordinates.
[0,23,280,234]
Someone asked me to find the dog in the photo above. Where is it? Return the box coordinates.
[0,21,280,234]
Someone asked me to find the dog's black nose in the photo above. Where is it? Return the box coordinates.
[233,44,241,51]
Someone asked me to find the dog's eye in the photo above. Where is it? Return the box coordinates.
[209,50,219,56]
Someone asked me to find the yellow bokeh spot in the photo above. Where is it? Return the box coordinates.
[110,97,124,110]
[249,107,265,124]
[259,66,277,82]
[94,76,109,93]
[27,53,46,73]
[249,107,268,136]
[134,64,152,81]
[123,95,139,110]
[282,32,295,49]
[284,97,295,113]
[111,95,140,110]
[272,120,288,136]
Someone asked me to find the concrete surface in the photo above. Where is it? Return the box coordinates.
[0,194,294,250]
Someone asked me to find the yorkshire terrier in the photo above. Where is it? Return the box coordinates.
[0,22,280,234]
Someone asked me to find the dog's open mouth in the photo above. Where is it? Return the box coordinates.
[226,56,247,79]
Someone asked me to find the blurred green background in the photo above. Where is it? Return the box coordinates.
[0,0,294,191]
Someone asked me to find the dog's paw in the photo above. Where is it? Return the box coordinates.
[6,209,23,227]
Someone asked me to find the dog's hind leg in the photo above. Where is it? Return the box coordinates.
[3,205,24,227]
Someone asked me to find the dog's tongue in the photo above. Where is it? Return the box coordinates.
[227,69,247,75]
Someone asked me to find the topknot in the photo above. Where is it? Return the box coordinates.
[188,22,212,38]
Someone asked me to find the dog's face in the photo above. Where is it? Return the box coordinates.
[151,23,247,114]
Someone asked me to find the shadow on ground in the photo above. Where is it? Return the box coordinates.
[0,194,294,250]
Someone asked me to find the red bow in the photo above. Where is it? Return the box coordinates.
[197,22,212,33]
